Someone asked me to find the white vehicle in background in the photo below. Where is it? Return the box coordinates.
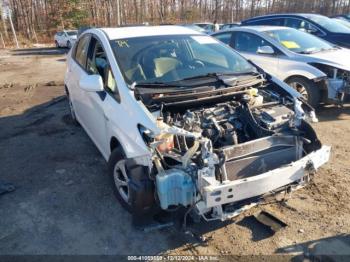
[54,30,78,48]
[212,26,350,107]
[64,26,329,227]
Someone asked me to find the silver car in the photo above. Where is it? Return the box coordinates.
[212,26,350,107]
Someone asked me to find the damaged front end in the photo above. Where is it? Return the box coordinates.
[132,74,330,223]
[309,63,350,104]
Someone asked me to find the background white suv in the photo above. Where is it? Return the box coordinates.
[54,30,78,48]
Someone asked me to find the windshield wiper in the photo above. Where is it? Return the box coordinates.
[180,71,257,81]
[132,81,183,88]
[298,47,339,54]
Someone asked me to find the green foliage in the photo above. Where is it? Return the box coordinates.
[62,0,89,28]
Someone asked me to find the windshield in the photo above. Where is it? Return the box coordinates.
[333,18,350,28]
[110,35,256,85]
[265,28,335,54]
[66,31,77,36]
[305,14,350,33]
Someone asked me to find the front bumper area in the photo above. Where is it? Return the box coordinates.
[196,145,330,220]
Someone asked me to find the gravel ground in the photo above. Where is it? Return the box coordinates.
[0,48,349,259]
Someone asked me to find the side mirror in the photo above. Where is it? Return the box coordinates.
[257,45,275,55]
[79,74,104,92]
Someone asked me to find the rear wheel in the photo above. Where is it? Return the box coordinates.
[286,76,320,108]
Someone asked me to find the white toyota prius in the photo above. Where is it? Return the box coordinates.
[64,26,330,227]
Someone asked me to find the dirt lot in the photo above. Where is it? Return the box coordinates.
[1,48,350,258]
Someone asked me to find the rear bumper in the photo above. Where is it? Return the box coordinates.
[198,145,330,218]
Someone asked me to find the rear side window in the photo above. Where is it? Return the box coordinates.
[74,35,90,69]
[214,32,233,45]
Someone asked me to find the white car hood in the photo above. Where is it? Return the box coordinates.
[302,48,350,71]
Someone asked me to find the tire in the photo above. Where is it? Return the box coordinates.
[66,90,79,126]
[55,40,60,48]
[286,76,320,108]
[67,41,72,49]
[108,148,157,218]
[108,148,133,212]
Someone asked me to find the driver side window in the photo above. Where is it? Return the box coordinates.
[234,32,274,54]
[87,37,120,102]
[285,18,321,35]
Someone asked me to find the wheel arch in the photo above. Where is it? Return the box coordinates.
[110,136,124,155]
[284,74,314,84]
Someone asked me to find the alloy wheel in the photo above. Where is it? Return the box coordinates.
[289,81,309,100]
[113,159,130,204]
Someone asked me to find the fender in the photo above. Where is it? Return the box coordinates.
[282,63,327,82]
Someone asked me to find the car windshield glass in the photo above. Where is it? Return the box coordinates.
[110,35,256,85]
[333,18,350,28]
[66,31,77,36]
[265,28,335,54]
[305,14,350,33]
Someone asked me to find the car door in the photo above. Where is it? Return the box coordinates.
[231,31,280,78]
[284,18,326,39]
[80,35,125,157]
[56,32,63,45]
[68,34,92,128]
[58,32,66,46]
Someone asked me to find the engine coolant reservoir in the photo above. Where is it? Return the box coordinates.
[247,88,263,106]
[156,117,174,153]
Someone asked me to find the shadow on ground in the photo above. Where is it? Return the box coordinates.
[0,97,233,255]
[11,47,68,56]
[276,234,350,261]
[316,103,350,122]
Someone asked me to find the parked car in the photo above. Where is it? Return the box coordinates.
[331,14,350,22]
[241,14,350,48]
[332,18,350,28]
[221,23,240,30]
[180,24,206,33]
[54,30,78,48]
[212,26,350,107]
[194,22,215,33]
[64,26,329,226]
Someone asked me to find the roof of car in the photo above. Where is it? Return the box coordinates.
[239,25,288,32]
[100,26,202,40]
[215,25,288,33]
[243,13,324,22]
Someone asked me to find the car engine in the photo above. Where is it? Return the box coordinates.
[133,75,327,222]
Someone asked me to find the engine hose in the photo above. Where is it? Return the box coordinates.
[182,140,200,168]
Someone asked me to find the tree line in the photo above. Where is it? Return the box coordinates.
[1,0,350,47]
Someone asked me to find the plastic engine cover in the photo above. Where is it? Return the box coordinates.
[156,169,196,209]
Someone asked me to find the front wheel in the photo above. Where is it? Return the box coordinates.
[286,76,320,108]
[65,88,79,125]
[108,148,157,220]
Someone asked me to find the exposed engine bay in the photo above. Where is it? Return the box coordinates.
[132,74,330,222]
[310,63,350,102]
